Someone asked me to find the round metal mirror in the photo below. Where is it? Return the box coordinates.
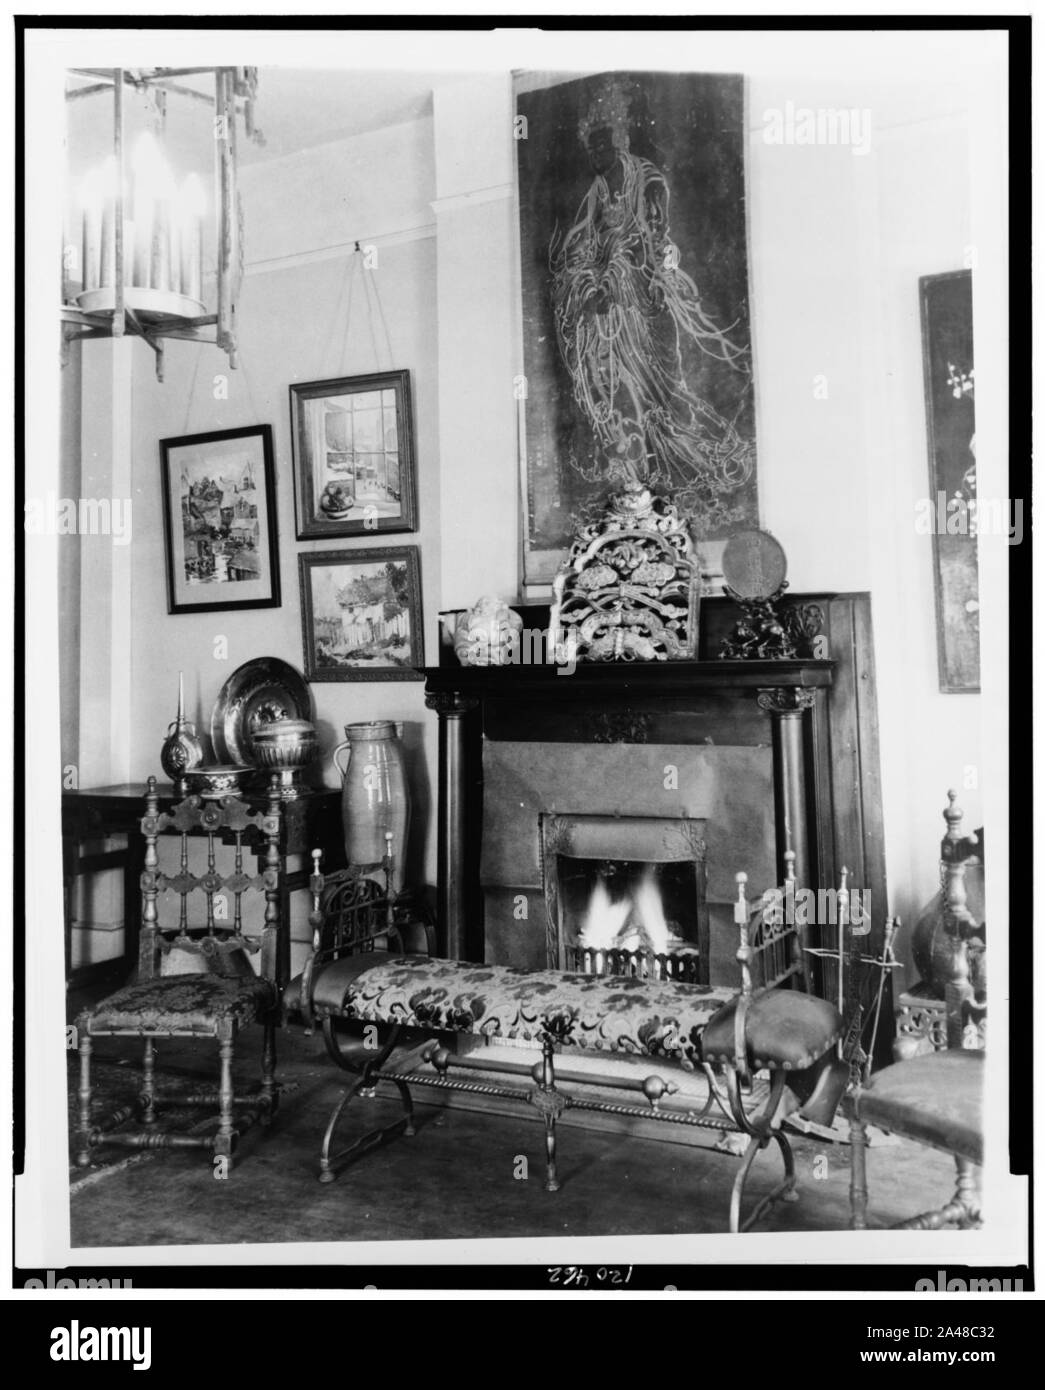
[721,529,788,601]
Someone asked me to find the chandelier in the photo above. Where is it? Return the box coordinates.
[61,67,261,379]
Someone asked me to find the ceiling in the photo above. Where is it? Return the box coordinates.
[64,66,459,175]
[234,67,448,160]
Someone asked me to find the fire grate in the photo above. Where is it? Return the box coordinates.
[564,944,705,983]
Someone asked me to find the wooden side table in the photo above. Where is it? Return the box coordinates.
[62,783,344,990]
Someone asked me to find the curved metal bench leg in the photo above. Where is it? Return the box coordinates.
[318,1019,414,1183]
[725,1069,800,1233]
[729,1129,799,1234]
[729,1133,765,1233]
[319,1080,366,1183]
[394,1078,416,1138]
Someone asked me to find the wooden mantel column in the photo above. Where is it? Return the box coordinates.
[757,686,818,892]
[424,690,479,959]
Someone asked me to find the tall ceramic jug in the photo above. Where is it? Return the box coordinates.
[332,721,411,892]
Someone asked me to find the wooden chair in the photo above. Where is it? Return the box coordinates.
[74,774,285,1169]
[847,899,985,1228]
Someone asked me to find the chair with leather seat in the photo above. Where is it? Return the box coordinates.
[847,976,985,1229]
[847,792,986,1230]
[74,774,285,1169]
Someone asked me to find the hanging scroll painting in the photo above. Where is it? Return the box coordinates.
[919,270,979,693]
[515,71,759,587]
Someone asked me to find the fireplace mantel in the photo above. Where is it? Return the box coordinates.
[423,657,834,702]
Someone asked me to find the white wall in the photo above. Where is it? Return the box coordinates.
[69,64,1001,969]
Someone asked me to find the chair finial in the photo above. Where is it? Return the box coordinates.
[734,871,748,925]
[943,789,964,841]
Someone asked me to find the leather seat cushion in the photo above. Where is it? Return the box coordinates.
[83,973,275,1036]
[853,1049,984,1165]
[701,989,843,1070]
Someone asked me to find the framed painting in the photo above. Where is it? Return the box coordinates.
[515,71,759,588]
[160,424,280,615]
[298,546,425,682]
[290,369,417,539]
[920,270,979,693]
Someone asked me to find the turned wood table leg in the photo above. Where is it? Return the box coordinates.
[215,1035,235,1159]
[141,1037,157,1125]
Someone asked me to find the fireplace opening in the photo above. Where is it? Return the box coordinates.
[559,859,703,980]
[540,813,708,982]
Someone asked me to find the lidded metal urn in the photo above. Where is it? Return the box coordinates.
[160,671,207,793]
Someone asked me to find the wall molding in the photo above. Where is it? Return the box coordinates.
[246,221,436,276]
[430,182,514,216]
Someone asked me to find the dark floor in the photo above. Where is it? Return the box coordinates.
[67,1006,958,1249]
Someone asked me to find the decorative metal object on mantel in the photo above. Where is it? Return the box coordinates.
[453,596,524,667]
[159,671,208,794]
[62,67,263,380]
[548,482,701,662]
[718,528,825,660]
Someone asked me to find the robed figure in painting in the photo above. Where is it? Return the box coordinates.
[549,87,755,528]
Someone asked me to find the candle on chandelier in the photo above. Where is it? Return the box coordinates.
[91,158,119,290]
[131,132,161,288]
[80,176,102,292]
[178,173,205,303]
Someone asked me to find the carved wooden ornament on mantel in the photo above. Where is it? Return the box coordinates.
[548,483,701,663]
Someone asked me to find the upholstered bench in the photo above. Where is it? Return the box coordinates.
[288,860,846,1233]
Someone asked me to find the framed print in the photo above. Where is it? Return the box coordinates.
[920,270,979,693]
[160,425,281,615]
[515,71,758,587]
[298,546,425,681]
[290,369,417,538]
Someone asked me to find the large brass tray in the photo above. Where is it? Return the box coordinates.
[210,657,313,767]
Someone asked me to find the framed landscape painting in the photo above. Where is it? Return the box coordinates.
[160,425,281,615]
[299,546,425,682]
[290,370,417,539]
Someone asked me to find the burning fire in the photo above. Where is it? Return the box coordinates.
[577,865,672,958]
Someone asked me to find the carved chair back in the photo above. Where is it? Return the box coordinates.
[138,773,284,985]
[735,851,811,995]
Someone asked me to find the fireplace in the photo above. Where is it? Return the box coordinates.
[540,813,708,979]
[479,738,773,983]
[422,592,892,1056]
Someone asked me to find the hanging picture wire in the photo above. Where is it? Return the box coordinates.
[317,240,396,379]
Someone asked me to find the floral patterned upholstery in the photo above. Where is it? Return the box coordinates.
[84,974,276,1037]
[316,955,741,1070]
